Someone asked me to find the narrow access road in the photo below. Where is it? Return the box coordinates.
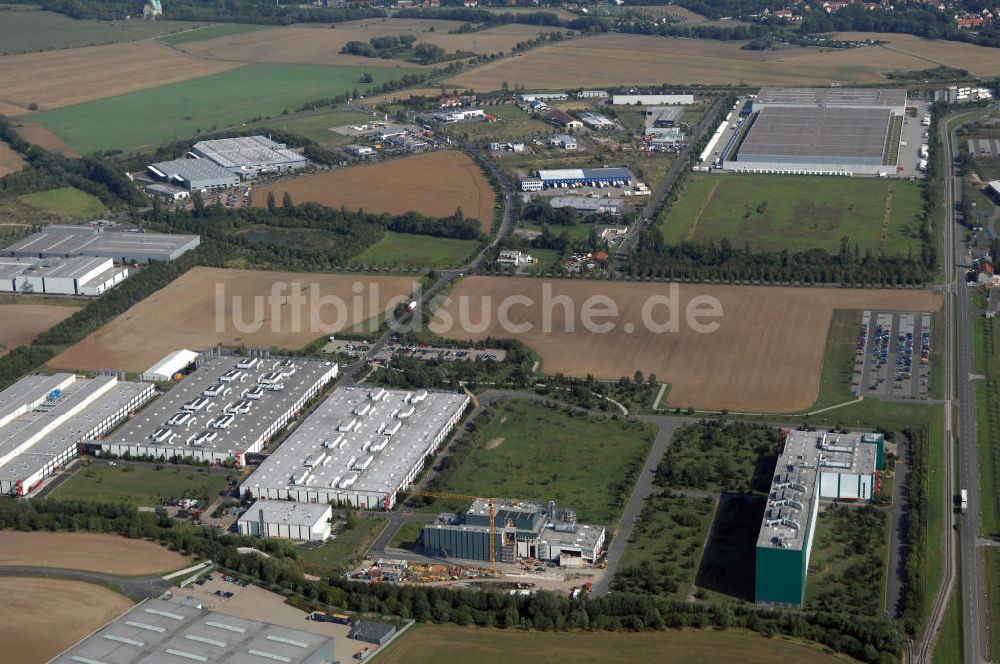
[0,566,172,602]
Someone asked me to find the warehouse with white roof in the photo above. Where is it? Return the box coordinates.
[242,387,470,510]
[50,598,337,664]
[0,255,128,295]
[97,355,338,467]
[0,373,154,496]
[192,136,307,178]
[237,499,333,541]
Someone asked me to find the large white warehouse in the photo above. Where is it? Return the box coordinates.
[0,256,128,295]
[0,373,154,496]
[242,387,470,510]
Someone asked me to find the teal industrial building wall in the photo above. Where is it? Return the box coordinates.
[754,545,807,606]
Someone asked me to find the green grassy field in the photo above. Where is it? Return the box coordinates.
[428,400,656,524]
[349,232,478,269]
[52,463,232,506]
[375,625,858,664]
[441,104,550,141]
[29,63,421,153]
[933,589,963,664]
[263,110,371,145]
[388,520,425,550]
[296,516,386,576]
[978,316,1000,537]
[156,23,272,46]
[986,548,1000,662]
[0,9,197,54]
[661,175,924,255]
[19,186,105,218]
[612,494,715,598]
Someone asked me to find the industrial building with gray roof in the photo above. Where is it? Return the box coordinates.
[50,597,337,664]
[2,225,200,264]
[192,136,307,177]
[0,373,154,496]
[241,387,470,510]
[726,87,907,176]
[97,355,338,467]
[147,156,240,190]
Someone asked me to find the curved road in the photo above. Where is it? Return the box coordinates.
[0,566,171,601]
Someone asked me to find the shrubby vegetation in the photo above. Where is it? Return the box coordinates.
[341,35,462,65]
[654,419,780,493]
[806,504,888,616]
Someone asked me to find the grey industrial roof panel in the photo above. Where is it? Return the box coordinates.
[28,255,109,279]
[2,226,200,260]
[50,598,335,664]
[243,387,469,497]
[193,136,303,170]
[755,87,907,109]
[105,356,337,457]
[738,106,891,161]
[149,157,237,184]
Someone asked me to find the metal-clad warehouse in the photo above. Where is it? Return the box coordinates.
[147,157,240,190]
[535,167,633,188]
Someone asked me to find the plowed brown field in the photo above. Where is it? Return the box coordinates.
[180,20,561,67]
[0,40,238,114]
[429,278,941,412]
[252,151,494,230]
[49,267,420,372]
[0,577,132,664]
[0,302,82,357]
[0,531,187,575]
[11,120,80,157]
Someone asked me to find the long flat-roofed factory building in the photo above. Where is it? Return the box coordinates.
[0,373,154,496]
[2,225,200,264]
[96,355,337,467]
[242,387,470,510]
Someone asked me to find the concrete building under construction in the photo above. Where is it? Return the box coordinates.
[422,499,606,567]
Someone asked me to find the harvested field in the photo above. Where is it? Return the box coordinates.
[0,577,132,664]
[11,120,79,157]
[0,142,25,177]
[0,302,82,357]
[50,267,420,372]
[179,19,561,66]
[831,32,1000,77]
[0,531,187,575]
[444,32,995,89]
[252,151,495,230]
[377,625,856,664]
[0,41,238,115]
[429,278,941,412]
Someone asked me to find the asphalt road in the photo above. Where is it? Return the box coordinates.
[0,566,171,602]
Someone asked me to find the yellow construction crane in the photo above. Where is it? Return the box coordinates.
[406,490,514,568]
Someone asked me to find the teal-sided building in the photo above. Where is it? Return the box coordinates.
[755,430,885,607]
[423,499,606,565]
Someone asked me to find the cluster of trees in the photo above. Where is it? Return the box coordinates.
[654,419,780,493]
[534,370,660,414]
[801,4,1000,48]
[8,0,383,25]
[371,337,535,392]
[808,504,888,615]
[900,427,929,635]
[614,14,772,42]
[628,233,936,286]
[341,36,458,64]
[887,65,971,82]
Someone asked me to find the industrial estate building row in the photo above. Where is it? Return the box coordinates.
[0,224,200,295]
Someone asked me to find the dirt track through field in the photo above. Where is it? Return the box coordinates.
[252,151,495,231]
[0,576,132,664]
[430,278,941,413]
[49,267,420,372]
[0,41,238,113]
[0,303,82,357]
[0,531,187,575]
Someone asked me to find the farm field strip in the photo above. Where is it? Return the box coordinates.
[0,302,82,358]
[252,151,495,231]
[0,142,25,177]
[430,278,941,413]
[49,267,420,373]
[444,32,1000,90]
[0,531,188,575]
[0,10,200,55]
[0,40,239,116]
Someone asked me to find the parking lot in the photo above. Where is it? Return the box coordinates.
[852,310,932,399]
